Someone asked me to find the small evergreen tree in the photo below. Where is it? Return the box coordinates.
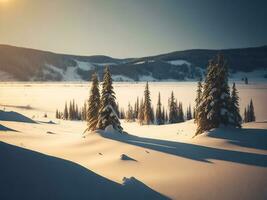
[97,67,123,132]
[249,99,256,122]
[64,102,68,120]
[156,92,164,125]
[143,82,153,125]
[177,102,184,122]
[69,101,73,120]
[81,101,87,121]
[126,103,135,122]
[86,73,100,131]
[244,107,247,123]
[138,98,144,124]
[230,83,242,127]
[162,106,166,123]
[194,81,202,123]
[168,91,178,123]
[187,104,192,120]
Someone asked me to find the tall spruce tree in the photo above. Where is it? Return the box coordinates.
[196,55,232,135]
[156,92,164,125]
[230,83,242,127]
[86,73,101,131]
[143,82,153,125]
[97,67,123,132]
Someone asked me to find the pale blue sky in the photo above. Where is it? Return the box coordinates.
[0,0,266,57]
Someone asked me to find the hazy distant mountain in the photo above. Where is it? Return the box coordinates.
[0,44,266,81]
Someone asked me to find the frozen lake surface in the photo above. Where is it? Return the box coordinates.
[0,81,266,121]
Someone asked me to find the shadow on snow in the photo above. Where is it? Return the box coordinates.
[0,142,169,200]
[99,128,267,167]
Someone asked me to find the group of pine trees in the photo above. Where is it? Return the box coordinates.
[243,99,256,122]
[123,82,193,125]
[56,100,87,121]
[55,55,256,135]
[194,55,243,135]
[86,67,122,132]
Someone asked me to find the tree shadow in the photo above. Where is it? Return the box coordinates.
[0,124,18,132]
[0,142,169,200]
[207,127,267,150]
[0,110,37,124]
[99,131,267,167]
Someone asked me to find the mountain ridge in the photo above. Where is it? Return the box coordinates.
[0,44,266,81]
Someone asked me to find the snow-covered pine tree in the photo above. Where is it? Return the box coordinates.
[138,98,144,124]
[194,81,202,123]
[97,67,123,132]
[230,83,242,127]
[143,82,153,125]
[86,73,100,131]
[169,91,178,123]
[64,102,68,120]
[156,92,164,125]
[196,55,232,135]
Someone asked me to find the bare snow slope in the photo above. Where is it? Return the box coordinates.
[0,111,267,200]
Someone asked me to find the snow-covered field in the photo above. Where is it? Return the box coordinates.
[0,82,266,121]
[0,82,267,199]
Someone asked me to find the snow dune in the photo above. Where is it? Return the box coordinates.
[0,141,168,200]
[0,111,267,199]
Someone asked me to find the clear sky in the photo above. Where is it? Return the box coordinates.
[0,0,266,58]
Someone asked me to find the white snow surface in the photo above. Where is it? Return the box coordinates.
[75,60,95,71]
[138,74,157,81]
[167,60,191,66]
[0,108,267,200]
[230,69,267,83]
[112,75,134,82]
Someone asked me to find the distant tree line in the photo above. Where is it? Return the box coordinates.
[55,55,256,135]
[121,83,194,125]
[56,100,87,121]
[243,99,256,123]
